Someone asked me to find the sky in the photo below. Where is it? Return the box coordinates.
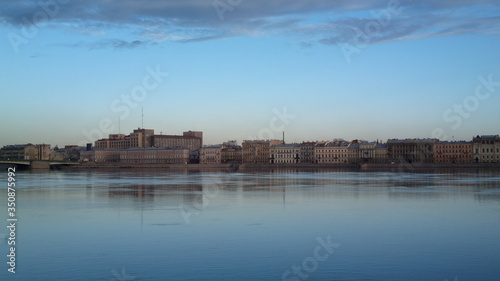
[1,0,500,147]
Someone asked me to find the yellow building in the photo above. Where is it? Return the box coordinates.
[200,141,242,164]
[120,147,189,164]
[152,131,203,152]
[314,141,349,164]
[95,129,203,152]
[473,135,500,163]
[200,145,223,164]
[270,144,301,164]
[374,144,388,163]
[130,128,154,148]
[242,140,284,164]
[95,134,131,150]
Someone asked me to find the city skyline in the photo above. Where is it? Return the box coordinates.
[1,0,500,148]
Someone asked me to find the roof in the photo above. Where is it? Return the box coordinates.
[473,135,500,140]
[95,147,188,151]
[271,143,301,148]
[435,141,472,145]
[96,136,130,142]
[387,138,439,143]
[202,144,223,149]
[243,140,282,144]
[1,144,31,150]
[153,135,201,139]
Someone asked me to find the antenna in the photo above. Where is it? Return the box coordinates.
[283,131,285,144]
[141,107,144,129]
[118,118,121,134]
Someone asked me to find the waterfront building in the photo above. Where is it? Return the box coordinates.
[131,128,155,148]
[95,134,131,149]
[270,143,301,164]
[358,142,377,163]
[300,142,316,164]
[0,144,37,160]
[189,151,200,164]
[473,135,500,163]
[387,139,438,163]
[0,144,53,160]
[200,141,242,164]
[152,131,203,152]
[347,142,360,163]
[375,143,388,163]
[314,141,349,164]
[200,144,223,164]
[95,129,203,152]
[94,147,189,164]
[434,141,473,163]
[120,147,189,164]
[94,149,121,162]
[242,140,284,164]
[221,141,242,163]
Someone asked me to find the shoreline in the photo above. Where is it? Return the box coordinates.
[52,162,500,172]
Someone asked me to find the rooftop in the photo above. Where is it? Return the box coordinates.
[271,143,301,148]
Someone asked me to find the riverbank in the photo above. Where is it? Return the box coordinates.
[59,162,500,172]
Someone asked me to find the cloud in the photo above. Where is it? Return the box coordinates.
[1,0,499,48]
[56,39,152,50]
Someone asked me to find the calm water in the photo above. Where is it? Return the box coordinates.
[1,168,500,281]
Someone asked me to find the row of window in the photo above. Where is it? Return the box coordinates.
[476,148,500,153]
[436,150,471,154]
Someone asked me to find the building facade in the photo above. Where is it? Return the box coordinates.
[374,144,388,163]
[200,145,223,164]
[221,141,242,163]
[270,144,301,164]
[473,135,500,163]
[130,129,154,148]
[347,143,360,163]
[200,141,242,164]
[120,147,189,164]
[95,134,131,150]
[152,131,203,152]
[0,144,52,161]
[434,141,473,163]
[300,142,316,164]
[95,130,203,152]
[314,141,348,164]
[387,139,438,163]
[242,140,284,164]
[358,142,376,163]
[94,149,121,162]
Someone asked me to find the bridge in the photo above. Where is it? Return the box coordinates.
[0,160,81,169]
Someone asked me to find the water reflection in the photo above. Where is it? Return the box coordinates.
[2,168,500,281]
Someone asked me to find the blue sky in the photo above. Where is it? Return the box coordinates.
[1,0,500,147]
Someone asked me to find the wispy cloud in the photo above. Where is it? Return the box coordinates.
[1,0,499,48]
[55,39,153,50]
